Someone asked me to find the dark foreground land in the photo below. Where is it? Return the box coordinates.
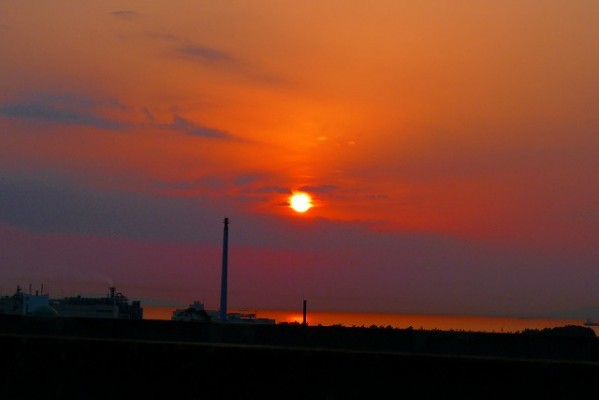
[2,315,599,399]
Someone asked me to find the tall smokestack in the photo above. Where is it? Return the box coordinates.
[219,217,229,322]
[302,299,307,325]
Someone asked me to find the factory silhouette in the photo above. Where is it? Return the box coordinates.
[0,216,281,324]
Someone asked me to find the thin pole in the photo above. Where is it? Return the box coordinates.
[219,217,229,321]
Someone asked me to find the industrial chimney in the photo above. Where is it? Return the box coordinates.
[302,299,307,326]
[219,217,229,322]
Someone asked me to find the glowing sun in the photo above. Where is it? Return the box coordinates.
[290,192,313,213]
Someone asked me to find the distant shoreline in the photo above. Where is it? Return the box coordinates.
[143,306,594,334]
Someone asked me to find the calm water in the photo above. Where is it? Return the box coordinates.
[144,306,596,334]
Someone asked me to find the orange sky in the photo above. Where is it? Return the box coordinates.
[1,1,598,317]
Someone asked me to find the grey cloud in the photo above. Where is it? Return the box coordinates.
[169,114,234,140]
[142,107,154,122]
[255,185,291,194]
[151,176,225,191]
[0,173,217,243]
[178,45,235,64]
[234,174,262,186]
[177,44,286,86]
[0,92,245,141]
[299,185,337,194]
[0,94,125,130]
[110,10,140,19]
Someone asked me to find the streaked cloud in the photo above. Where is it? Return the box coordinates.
[0,172,216,242]
[0,93,243,141]
[110,10,140,20]
[234,174,263,186]
[255,185,291,194]
[299,185,337,194]
[168,114,235,140]
[176,42,286,86]
[0,99,123,130]
[178,45,235,64]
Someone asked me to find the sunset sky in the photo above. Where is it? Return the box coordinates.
[1,1,598,317]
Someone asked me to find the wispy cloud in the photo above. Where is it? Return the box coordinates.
[178,45,235,64]
[141,106,236,140]
[110,10,140,20]
[0,94,124,130]
[176,42,286,86]
[255,185,291,194]
[299,185,337,194]
[0,92,245,141]
[167,114,234,140]
[234,174,263,186]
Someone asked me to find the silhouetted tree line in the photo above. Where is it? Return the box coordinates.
[520,325,596,337]
[280,321,596,338]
